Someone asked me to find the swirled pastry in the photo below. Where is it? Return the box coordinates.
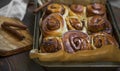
[66,16,87,33]
[62,30,92,53]
[41,13,68,37]
[69,4,86,20]
[87,3,106,17]
[46,3,69,17]
[41,37,63,53]
[66,16,83,30]
[87,16,112,34]
[90,32,118,49]
[37,37,64,62]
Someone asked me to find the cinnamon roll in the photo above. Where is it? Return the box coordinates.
[66,16,83,30]
[66,16,87,33]
[69,4,86,20]
[87,16,112,34]
[62,30,92,53]
[36,37,64,62]
[91,32,118,49]
[41,13,68,37]
[41,37,63,53]
[46,3,68,17]
[87,3,106,17]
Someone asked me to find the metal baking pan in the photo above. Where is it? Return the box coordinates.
[30,0,120,67]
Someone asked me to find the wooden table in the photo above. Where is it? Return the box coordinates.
[0,1,120,71]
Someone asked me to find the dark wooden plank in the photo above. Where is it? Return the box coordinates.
[0,51,45,71]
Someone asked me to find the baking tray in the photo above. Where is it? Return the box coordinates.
[30,0,120,67]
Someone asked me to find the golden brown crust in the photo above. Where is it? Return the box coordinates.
[41,13,68,37]
[31,49,65,62]
[70,4,84,14]
[47,3,64,14]
[69,4,86,20]
[87,3,106,17]
[62,30,92,53]
[35,37,65,62]
[41,37,63,53]
[62,45,120,62]
[87,16,112,34]
[46,3,69,17]
[66,16,83,30]
[90,32,119,49]
[30,45,120,62]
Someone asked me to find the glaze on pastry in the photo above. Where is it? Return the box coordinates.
[87,16,112,34]
[90,32,118,49]
[41,13,68,37]
[87,3,106,17]
[69,4,86,20]
[41,37,63,53]
[62,30,92,53]
[66,16,83,30]
[46,3,69,17]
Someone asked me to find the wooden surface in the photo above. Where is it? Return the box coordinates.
[0,17,32,56]
[0,0,120,71]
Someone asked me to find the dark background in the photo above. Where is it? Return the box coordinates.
[0,0,120,71]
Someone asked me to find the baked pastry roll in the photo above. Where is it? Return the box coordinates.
[87,16,112,34]
[69,4,86,20]
[37,37,64,62]
[90,32,118,49]
[41,13,68,37]
[41,37,63,53]
[87,3,106,17]
[46,3,69,17]
[66,16,86,30]
[66,16,87,33]
[62,30,92,53]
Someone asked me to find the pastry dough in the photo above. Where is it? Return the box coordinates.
[41,37,63,53]
[46,3,69,17]
[87,16,112,34]
[69,4,86,20]
[87,3,106,17]
[62,30,92,53]
[66,16,87,33]
[41,13,68,37]
[90,32,119,49]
